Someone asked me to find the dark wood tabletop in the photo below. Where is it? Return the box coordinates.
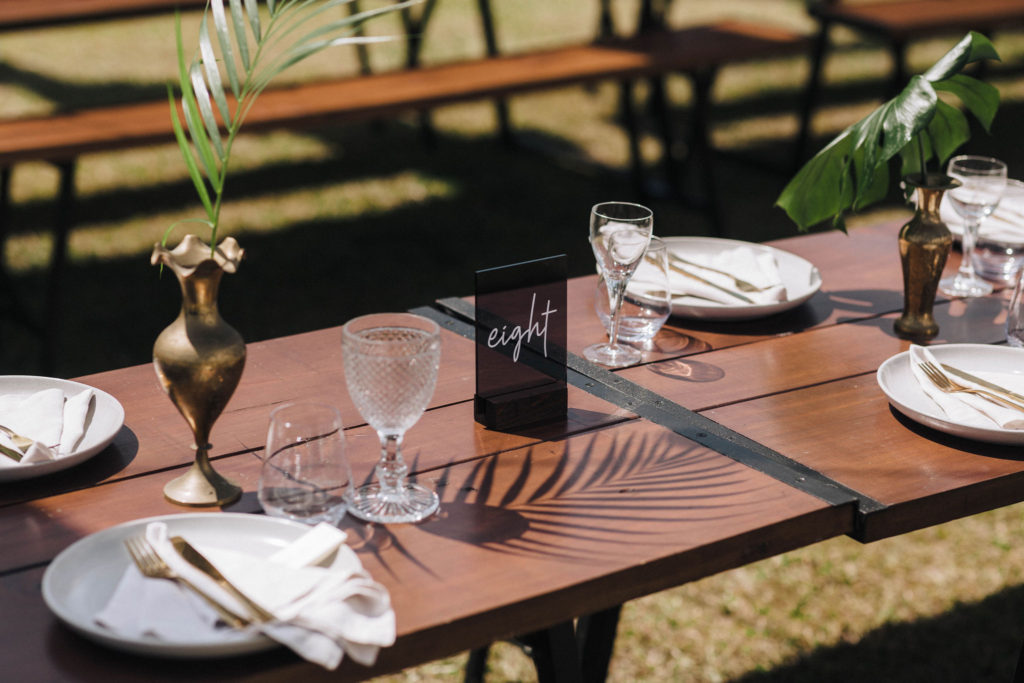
[4,216,1022,680]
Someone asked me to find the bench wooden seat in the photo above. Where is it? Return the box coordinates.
[0,21,808,164]
[0,0,207,31]
[809,0,1024,42]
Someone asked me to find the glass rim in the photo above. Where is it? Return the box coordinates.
[591,201,653,222]
[268,400,342,422]
[341,312,440,345]
[947,154,1008,173]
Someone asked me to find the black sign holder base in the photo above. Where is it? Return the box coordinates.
[474,383,567,432]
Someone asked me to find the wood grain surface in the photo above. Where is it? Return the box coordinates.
[1,419,850,681]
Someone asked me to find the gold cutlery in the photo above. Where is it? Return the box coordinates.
[918,361,1024,412]
[665,259,754,304]
[940,364,1024,404]
[667,253,769,293]
[170,535,275,623]
[0,425,34,451]
[0,424,34,460]
[124,536,250,629]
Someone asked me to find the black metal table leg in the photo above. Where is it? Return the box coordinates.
[519,620,583,683]
[576,604,622,682]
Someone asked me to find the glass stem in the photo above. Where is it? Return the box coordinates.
[606,276,627,350]
[960,219,980,279]
[377,433,407,495]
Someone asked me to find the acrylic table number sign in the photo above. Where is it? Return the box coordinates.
[474,255,568,431]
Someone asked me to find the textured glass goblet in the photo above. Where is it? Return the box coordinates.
[342,313,441,524]
[584,201,653,367]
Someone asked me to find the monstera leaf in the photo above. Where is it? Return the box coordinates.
[168,0,413,247]
[777,32,1001,232]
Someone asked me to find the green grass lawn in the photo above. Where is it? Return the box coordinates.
[3,0,1024,680]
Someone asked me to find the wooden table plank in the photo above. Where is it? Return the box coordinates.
[618,301,1009,413]
[0,389,635,572]
[704,373,1024,541]
[0,324,522,508]
[0,418,852,681]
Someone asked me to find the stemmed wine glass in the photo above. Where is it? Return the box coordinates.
[584,202,654,367]
[342,312,441,524]
[939,155,1008,298]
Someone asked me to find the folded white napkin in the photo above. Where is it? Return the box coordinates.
[94,521,395,670]
[909,345,1024,430]
[940,181,1024,245]
[0,388,94,465]
[668,247,787,305]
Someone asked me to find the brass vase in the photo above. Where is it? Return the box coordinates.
[151,235,246,506]
[894,174,959,340]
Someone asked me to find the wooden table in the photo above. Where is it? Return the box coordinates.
[2,218,1019,680]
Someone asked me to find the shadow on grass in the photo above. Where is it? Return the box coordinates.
[733,583,1024,683]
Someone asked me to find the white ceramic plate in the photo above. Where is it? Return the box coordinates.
[42,513,311,658]
[663,237,822,321]
[877,344,1024,444]
[0,376,124,481]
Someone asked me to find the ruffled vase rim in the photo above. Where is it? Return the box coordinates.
[150,234,244,276]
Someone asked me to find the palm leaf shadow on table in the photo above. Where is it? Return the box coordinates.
[349,430,765,577]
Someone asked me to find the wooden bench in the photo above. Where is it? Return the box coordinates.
[797,0,1024,160]
[0,6,808,370]
[0,0,207,31]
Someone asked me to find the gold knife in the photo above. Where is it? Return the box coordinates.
[941,364,1024,404]
[665,261,755,304]
[170,536,275,622]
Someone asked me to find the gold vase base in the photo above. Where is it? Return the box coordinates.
[163,460,242,507]
[894,315,939,341]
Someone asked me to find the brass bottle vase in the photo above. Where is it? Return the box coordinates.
[151,235,246,506]
[894,174,959,340]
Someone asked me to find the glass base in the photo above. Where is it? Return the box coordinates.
[583,341,642,368]
[939,273,993,298]
[347,482,439,524]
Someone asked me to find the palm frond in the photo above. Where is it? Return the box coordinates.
[168,0,415,248]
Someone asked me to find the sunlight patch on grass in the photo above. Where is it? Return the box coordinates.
[5,171,457,273]
[75,131,337,196]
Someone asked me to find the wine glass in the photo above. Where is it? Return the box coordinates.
[939,155,1008,298]
[584,202,654,367]
[259,402,351,525]
[342,312,441,524]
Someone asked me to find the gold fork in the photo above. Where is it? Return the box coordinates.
[0,425,34,451]
[918,361,1024,412]
[124,536,249,629]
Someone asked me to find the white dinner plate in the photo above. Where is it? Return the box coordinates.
[877,344,1024,444]
[42,513,311,658]
[662,236,822,321]
[0,376,124,481]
